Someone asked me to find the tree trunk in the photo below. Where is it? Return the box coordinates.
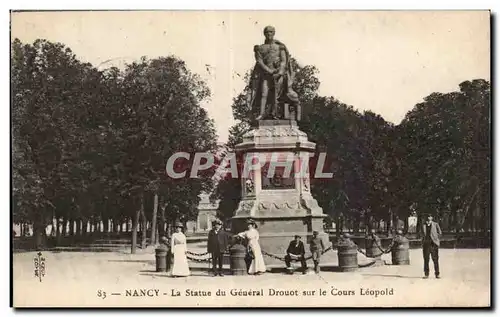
[126,218,131,232]
[158,203,166,239]
[76,219,81,236]
[387,208,393,235]
[61,218,66,236]
[168,219,174,238]
[335,207,341,239]
[484,202,490,234]
[48,219,54,237]
[336,214,341,239]
[103,218,109,234]
[458,185,481,235]
[131,198,142,254]
[55,220,61,244]
[140,197,147,249]
[474,194,480,235]
[33,217,47,250]
[150,193,158,245]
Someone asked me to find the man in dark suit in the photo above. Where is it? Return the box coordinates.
[421,214,442,279]
[207,219,229,276]
[285,235,307,273]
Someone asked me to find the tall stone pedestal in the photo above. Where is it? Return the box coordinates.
[232,120,327,266]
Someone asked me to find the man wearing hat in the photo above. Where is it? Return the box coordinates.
[310,231,325,274]
[207,219,230,276]
[285,235,307,274]
[421,214,442,279]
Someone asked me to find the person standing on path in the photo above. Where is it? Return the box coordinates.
[421,214,442,279]
[237,219,266,275]
[310,231,325,274]
[207,219,230,276]
[170,222,190,277]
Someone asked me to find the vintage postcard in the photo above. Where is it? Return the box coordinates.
[11,10,491,308]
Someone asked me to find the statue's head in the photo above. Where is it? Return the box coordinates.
[263,25,275,40]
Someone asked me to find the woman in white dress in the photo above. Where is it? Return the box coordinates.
[170,222,190,277]
[238,219,266,275]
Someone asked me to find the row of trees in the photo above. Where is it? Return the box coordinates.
[12,39,218,250]
[12,38,490,250]
[213,58,490,235]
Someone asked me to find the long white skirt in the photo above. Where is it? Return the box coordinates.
[170,244,190,277]
[248,241,266,274]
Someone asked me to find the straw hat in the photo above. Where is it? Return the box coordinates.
[246,219,258,228]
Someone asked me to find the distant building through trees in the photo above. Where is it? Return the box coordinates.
[186,193,219,234]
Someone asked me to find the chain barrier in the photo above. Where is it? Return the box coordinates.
[261,237,394,263]
[262,245,334,262]
[358,260,377,268]
[373,237,395,254]
[182,237,399,266]
[355,236,396,259]
[262,251,286,262]
[186,254,211,263]
[353,244,380,267]
[175,250,211,262]
[186,250,210,257]
[186,251,231,263]
[355,245,381,258]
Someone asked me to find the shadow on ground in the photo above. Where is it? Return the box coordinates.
[361,273,423,279]
[139,266,235,278]
[109,259,154,264]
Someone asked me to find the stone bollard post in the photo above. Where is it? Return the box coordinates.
[391,231,410,265]
[155,247,168,272]
[229,237,248,275]
[337,234,358,272]
[365,230,384,266]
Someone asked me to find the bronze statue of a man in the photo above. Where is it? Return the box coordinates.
[247,26,299,120]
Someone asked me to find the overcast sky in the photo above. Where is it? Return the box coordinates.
[11,11,490,142]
